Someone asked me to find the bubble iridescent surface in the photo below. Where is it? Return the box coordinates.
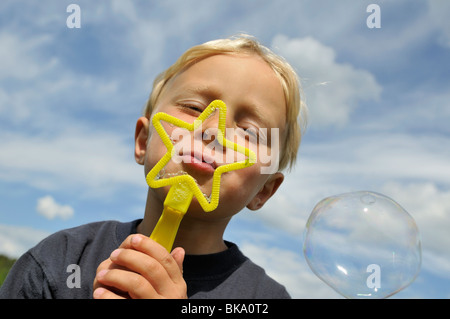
[303,191,421,298]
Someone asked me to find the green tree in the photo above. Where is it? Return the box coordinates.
[0,254,17,287]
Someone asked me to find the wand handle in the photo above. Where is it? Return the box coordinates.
[150,183,194,252]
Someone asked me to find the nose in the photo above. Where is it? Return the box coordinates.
[192,104,231,158]
[195,114,224,149]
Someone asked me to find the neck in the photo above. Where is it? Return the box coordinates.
[137,189,230,255]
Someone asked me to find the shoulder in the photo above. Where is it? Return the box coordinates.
[190,243,291,299]
[30,219,133,282]
[30,220,121,264]
[227,259,291,299]
[0,220,138,298]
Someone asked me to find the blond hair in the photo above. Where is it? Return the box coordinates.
[144,35,307,172]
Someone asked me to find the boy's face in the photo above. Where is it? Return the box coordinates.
[136,53,286,220]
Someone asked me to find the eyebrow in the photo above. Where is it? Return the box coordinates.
[185,85,222,101]
[237,101,272,128]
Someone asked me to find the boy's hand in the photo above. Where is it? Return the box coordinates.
[93,234,187,299]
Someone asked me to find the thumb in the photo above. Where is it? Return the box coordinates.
[171,247,185,273]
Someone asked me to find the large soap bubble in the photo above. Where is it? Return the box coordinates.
[303,191,421,298]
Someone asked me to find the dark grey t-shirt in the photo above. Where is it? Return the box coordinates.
[0,220,290,299]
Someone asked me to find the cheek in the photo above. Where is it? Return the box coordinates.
[220,165,265,202]
[143,132,168,176]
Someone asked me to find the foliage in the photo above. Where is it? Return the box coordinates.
[0,254,17,287]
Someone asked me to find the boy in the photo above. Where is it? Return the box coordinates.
[0,35,306,299]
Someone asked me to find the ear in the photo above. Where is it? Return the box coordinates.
[135,117,150,165]
[246,172,284,211]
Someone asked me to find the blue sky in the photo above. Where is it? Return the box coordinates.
[0,0,449,298]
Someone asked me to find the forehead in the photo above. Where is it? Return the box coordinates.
[161,54,287,129]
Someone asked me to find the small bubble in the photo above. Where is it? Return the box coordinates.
[155,168,212,203]
[203,193,212,203]
[155,168,166,180]
[207,107,217,119]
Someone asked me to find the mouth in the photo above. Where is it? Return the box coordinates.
[179,150,218,174]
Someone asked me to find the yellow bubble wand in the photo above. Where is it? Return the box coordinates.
[146,100,256,252]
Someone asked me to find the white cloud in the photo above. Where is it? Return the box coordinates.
[0,28,128,129]
[0,130,142,197]
[0,224,49,258]
[252,176,314,237]
[427,0,450,48]
[36,195,74,220]
[0,31,60,123]
[240,241,341,298]
[299,132,450,189]
[381,182,450,270]
[378,182,450,288]
[422,250,450,280]
[0,31,57,81]
[0,8,153,199]
[256,132,450,235]
[271,35,382,128]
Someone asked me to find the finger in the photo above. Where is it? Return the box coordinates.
[95,268,159,299]
[93,256,128,291]
[93,287,128,299]
[171,247,185,273]
[118,234,147,249]
[110,247,185,297]
[124,235,185,284]
[93,259,110,290]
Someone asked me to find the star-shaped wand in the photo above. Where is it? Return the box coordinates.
[146,100,256,251]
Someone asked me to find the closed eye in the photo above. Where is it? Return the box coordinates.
[235,126,260,144]
[185,104,203,112]
[241,127,258,138]
[177,102,205,115]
